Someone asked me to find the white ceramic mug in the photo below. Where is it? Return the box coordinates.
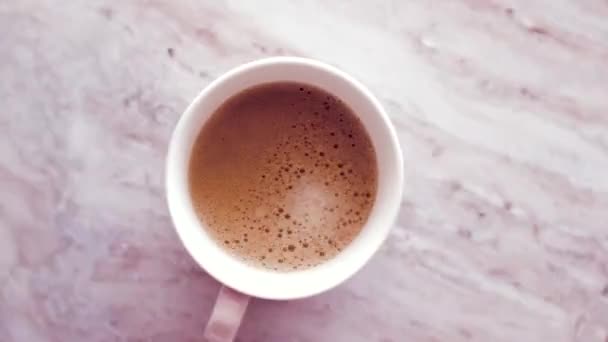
[166,57,403,342]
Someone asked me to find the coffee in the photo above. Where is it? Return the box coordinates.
[188,82,377,271]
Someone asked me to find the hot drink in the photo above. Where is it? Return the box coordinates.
[189,82,377,271]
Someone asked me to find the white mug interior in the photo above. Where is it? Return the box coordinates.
[166,57,403,300]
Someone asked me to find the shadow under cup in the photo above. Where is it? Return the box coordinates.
[166,57,403,300]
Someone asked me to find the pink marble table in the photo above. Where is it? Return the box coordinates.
[1,1,608,341]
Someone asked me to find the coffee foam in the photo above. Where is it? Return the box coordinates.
[189,82,377,271]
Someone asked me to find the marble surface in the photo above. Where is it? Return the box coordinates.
[1,0,608,341]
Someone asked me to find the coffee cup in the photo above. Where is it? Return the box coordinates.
[166,57,403,341]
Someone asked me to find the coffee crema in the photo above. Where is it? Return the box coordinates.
[188,82,378,271]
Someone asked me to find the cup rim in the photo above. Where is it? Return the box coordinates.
[166,57,403,299]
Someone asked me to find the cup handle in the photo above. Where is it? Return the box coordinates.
[204,286,250,342]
